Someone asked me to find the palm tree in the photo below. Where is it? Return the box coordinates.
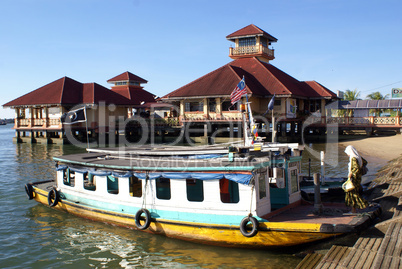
[366,91,389,116]
[366,91,389,100]
[343,89,361,101]
[343,89,360,117]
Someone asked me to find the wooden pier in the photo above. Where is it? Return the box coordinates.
[296,156,402,269]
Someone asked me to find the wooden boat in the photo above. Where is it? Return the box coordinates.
[24,142,381,248]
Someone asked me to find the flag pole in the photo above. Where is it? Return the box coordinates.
[244,77,254,146]
[84,106,90,149]
[267,94,276,143]
[243,76,249,146]
[271,108,275,143]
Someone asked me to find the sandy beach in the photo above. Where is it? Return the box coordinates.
[339,134,402,165]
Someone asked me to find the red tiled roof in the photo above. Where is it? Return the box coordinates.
[82,83,142,105]
[107,71,148,84]
[111,87,156,105]
[161,57,336,100]
[3,76,155,107]
[226,24,277,42]
[163,64,244,98]
[301,81,337,98]
[3,77,83,106]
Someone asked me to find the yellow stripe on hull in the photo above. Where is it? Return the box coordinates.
[33,188,339,248]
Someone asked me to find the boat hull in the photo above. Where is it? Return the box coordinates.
[32,185,342,248]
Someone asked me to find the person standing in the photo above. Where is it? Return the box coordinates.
[344,145,369,213]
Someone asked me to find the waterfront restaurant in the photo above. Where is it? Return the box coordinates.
[161,24,338,143]
[3,72,156,144]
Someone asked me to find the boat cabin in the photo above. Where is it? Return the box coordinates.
[53,144,303,221]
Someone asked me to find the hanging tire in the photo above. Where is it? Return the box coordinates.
[25,183,34,200]
[47,188,59,207]
[135,208,151,230]
[240,216,259,237]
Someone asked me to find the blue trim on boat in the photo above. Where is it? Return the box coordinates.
[61,191,265,226]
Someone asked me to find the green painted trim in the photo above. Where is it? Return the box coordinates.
[290,156,303,162]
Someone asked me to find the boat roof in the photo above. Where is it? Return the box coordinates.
[86,145,230,156]
[53,151,273,173]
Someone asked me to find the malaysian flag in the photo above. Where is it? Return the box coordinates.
[61,107,87,124]
[230,77,247,104]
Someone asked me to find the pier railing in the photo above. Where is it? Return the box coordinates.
[309,116,401,127]
[167,115,401,129]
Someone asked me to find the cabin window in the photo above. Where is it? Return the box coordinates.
[107,176,119,194]
[268,168,273,177]
[129,176,142,197]
[290,169,299,193]
[186,179,204,202]
[156,178,171,200]
[219,178,239,203]
[268,168,275,188]
[83,173,96,191]
[63,169,75,187]
[269,168,286,189]
[258,173,267,199]
[276,168,284,179]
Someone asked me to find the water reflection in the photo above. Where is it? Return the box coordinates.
[14,142,87,184]
[301,142,348,178]
[26,205,301,268]
[301,142,384,184]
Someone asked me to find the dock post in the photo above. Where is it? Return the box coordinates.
[314,173,323,214]
[320,151,325,185]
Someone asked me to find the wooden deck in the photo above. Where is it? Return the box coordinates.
[296,173,402,269]
[372,221,402,268]
[267,203,354,224]
[295,253,324,269]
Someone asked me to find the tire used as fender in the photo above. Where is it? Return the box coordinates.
[135,208,151,230]
[25,183,34,200]
[47,188,59,207]
[240,215,259,237]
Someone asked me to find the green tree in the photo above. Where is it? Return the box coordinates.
[366,91,389,116]
[343,89,360,117]
[343,89,361,101]
[366,91,389,100]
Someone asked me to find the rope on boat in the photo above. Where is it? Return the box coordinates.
[249,183,255,215]
[142,171,149,210]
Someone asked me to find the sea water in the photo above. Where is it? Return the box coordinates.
[0,125,372,268]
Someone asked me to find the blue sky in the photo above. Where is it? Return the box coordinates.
[1,0,401,118]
